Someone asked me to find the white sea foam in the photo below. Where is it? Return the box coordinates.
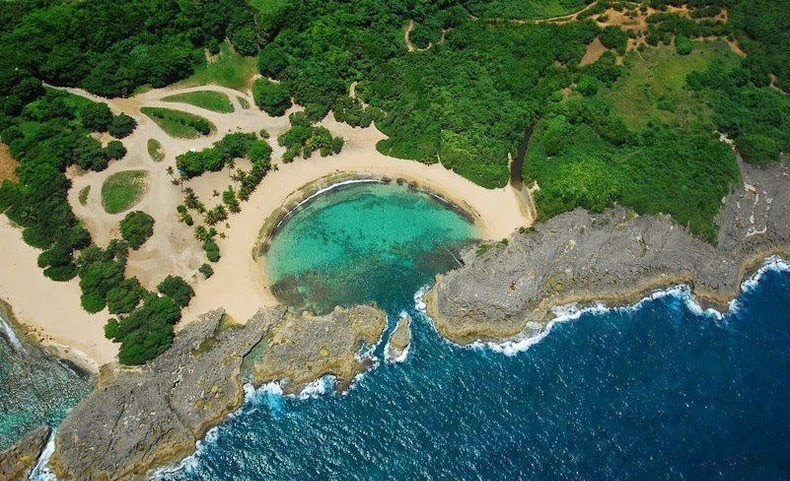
[28,430,57,481]
[413,285,430,313]
[275,178,383,229]
[439,255,788,356]
[0,313,26,354]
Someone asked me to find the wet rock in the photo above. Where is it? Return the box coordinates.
[0,426,50,481]
[430,159,789,344]
[385,313,411,362]
[48,305,386,481]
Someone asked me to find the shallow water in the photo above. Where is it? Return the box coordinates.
[0,314,93,451]
[264,181,478,314]
[149,182,790,481]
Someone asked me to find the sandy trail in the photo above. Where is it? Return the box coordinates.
[2,83,533,366]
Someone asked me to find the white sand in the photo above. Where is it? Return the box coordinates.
[2,83,534,365]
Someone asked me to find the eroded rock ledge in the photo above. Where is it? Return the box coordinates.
[0,426,50,481]
[429,160,789,344]
[48,305,386,481]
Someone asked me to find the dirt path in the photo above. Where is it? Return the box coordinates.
[3,81,535,366]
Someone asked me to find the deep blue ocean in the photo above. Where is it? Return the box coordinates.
[148,260,789,481]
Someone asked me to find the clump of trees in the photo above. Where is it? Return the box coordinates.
[252,78,292,116]
[157,275,194,307]
[120,211,155,249]
[278,112,344,162]
[176,132,259,178]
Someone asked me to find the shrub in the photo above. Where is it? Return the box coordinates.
[258,43,288,77]
[204,238,220,262]
[105,140,127,160]
[600,26,628,55]
[120,211,155,249]
[106,278,145,314]
[675,35,693,55]
[199,263,214,279]
[81,102,113,132]
[157,275,194,307]
[252,78,291,116]
[108,113,137,138]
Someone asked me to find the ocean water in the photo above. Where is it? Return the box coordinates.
[264,181,478,314]
[0,313,93,451]
[149,183,790,481]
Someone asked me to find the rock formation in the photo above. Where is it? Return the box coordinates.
[429,160,789,344]
[48,305,386,481]
[0,426,50,481]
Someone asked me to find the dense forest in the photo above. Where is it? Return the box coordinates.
[0,0,787,363]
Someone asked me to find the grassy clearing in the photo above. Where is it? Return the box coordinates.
[176,42,257,91]
[101,170,149,214]
[141,107,215,139]
[161,91,235,113]
[147,139,165,162]
[600,42,737,130]
[78,186,90,205]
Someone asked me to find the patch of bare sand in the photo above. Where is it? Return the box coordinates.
[580,37,607,66]
[0,216,116,368]
[0,142,18,182]
[14,83,532,365]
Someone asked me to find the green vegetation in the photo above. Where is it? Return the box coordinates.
[78,186,90,206]
[119,211,155,249]
[179,41,258,90]
[199,263,214,279]
[469,0,588,20]
[177,132,258,178]
[252,79,291,116]
[237,96,251,109]
[1,0,787,365]
[101,170,149,214]
[147,139,165,162]
[600,43,736,130]
[141,107,215,139]
[157,275,194,307]
[162,90,235,113]
[278,113,344,162]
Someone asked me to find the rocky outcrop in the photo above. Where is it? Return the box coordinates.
[0,426,50,481]
[385,313,411,362]
[429,160,789,344]
[48,305,386,481]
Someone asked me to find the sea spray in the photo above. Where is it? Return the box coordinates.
[28,430,57,481]
[0,313,26,354]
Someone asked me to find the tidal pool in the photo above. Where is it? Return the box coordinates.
[263,180,479,314]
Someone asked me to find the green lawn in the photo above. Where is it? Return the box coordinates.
[600,42,738,130]
[140,107,216,139]
[78,186,90,206]
[176,41,257,90]
[101,170,149,214]
[147,138,165,162]
[161,91,235,113]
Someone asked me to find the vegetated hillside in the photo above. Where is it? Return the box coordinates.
[0,0,786,364]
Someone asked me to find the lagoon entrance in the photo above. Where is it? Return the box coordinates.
[263,181,479,314]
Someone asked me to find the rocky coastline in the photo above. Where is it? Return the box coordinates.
[45,305,386,481]
[385,313,411,362]
[0,426,50,481]
[428,159,788,344]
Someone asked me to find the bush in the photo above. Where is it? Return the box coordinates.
[105,140,127,160]
[737,134,781,165]
[252,78,291,116]
[119,211,155,249]
[108,113,137,138]
[157,275,194,307]
[106,278,145,314]
[81,102,113,132]
[231,25,259,56]
[204,238,220,262]
[675,35,693,55]
[258,43,288,77]
[600,26,628,55]
[199,263,214,279]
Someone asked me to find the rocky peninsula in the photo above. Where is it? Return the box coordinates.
[385,313,411,362]
[46,305,386,481]
[428,159,789,344]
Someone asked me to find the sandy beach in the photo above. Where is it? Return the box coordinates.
[0,83,534,366]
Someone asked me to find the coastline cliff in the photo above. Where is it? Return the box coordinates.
[428,159,788,344]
